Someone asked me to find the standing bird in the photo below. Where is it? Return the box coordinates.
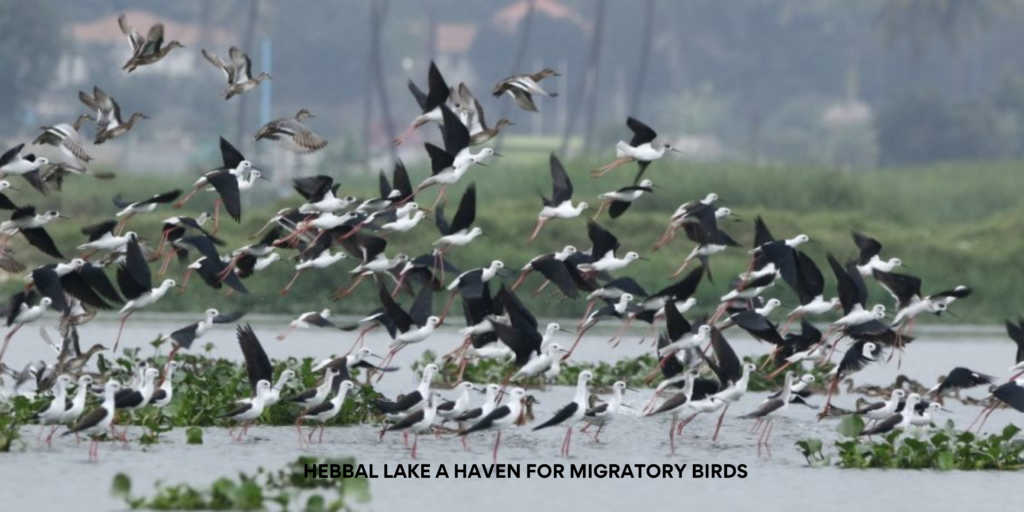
[77,86,148,144]
[581,380,628,442]
[492,68,560,112]
[1,292,52,363]
[394,61,450,145]
[62,380,121,460]
[118,13,185,72]
[528,154,588,242]
[31,374,71,445]
[591,117,680,180]
[740,371,796,457]
[221,380,271,442]
[236,324,295,407]
[254,109,328,154]
[533,370,593,457]
[201,46,272,100]
[296,380,355,445]
[860,393,922,436]
[385,393,441,460]
[854,389,906,429]
[461,387,527,462]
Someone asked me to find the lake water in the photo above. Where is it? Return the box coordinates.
[1,317,1021,512]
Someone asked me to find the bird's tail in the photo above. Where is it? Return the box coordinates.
[615,141,632,159]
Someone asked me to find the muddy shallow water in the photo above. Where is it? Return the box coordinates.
[1,318,1021,512]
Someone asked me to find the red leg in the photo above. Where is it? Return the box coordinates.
[712,403,730,442]
[279,269,304,296]
[492,431,501,463]
[527,218,548,243]
[112,312,132,353]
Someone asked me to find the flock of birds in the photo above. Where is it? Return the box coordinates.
[1,13,1024,463]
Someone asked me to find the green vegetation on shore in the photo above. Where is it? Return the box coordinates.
[2,156,1021,323]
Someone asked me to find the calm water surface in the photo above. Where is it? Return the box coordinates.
[0,317,1020,512]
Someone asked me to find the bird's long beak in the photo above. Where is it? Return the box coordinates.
[6,185,19,192]
[556,347,570,354]
[670,148,684,155]
[58,214,71,220]
[492,152,504,158]
[476,162,489,167]
[626,387,641,394]
[558,327,576,334]
[638,256,650,262]
[367,351,383,359]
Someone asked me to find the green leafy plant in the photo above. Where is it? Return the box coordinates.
[112,456,370,511]
[797,421,1024,470]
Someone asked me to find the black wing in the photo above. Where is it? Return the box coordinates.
[794,250,825,305]
[81,220,118,242]
[378,283,414,332]
[0,143,23,167]
[993,382,1024,413]
[219,137,246,170]
[548,153,573,205]
[440,104,470,156]
[168,322,200,349]
[448,183,477,234]
[626,117,657,147]
[828,253,860,314]
[649,267,703,301]
[663,299,692,342]
[21,227,64,259]
[933,367,994,394]
[1006,318,1024,364]
[872,270,922,310]
[732,311,784,345]
[492,321,542,368]
[530,257,578,299]
[463,404,511,434]
[753,215,775,249]
[533,401,579,430]
[425,143,455,175]
[852,232,882,266]
[61,265,120,309]
[707,326,741,383]
[424,61,450,113]
[408,285,435,327]
[206,171,241,223]
[30,267,69,313]
[237,324,272,397]
[407,79,427,111]
[587,221,619,259]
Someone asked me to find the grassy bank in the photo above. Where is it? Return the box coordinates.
[2,156,1022,324]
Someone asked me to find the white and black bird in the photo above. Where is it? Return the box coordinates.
[295,380,355,444]
[461,387,527,462]
[237,324,295,407]
[740,371,796,457]
[0,143,49,194]
[394,60,451,145]
[528,153,588,242]
[385,392,440,460]
[221,379,271,442]
[277,309,343,341]
[533,370,593,457]
[591,117,680,180]
[1,291,52,363]
[860,393,921,436]
[852,232,903,276]
[112,190,181,234]
[593,179,655,220]
[62,380,121,460]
